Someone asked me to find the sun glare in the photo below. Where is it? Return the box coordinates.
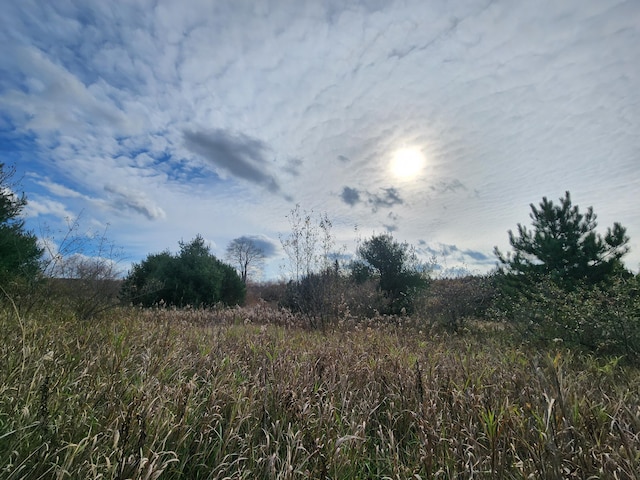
[391,147,425,178]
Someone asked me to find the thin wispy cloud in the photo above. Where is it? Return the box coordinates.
[34,179,84,199]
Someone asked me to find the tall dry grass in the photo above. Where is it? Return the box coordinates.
[1,302,639,479]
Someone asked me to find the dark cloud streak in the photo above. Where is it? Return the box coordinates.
[234,234,279,258]
[369,187,403,211]
[339,186,404,211]
[183,129,280,193]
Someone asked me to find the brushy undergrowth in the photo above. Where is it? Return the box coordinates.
[1,302,639,479]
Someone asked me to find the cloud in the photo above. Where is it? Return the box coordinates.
[0,45,129,135]
[430,180,467,195]
[369,187,404,211]
[340,186,361,206]
[3,0,639,277]
[183,129,281,194]
[35,179,84,198]
[24,197,74,220]
[339,186,404,212]
[283,157,303,176]
[104,184,166,221]
[415,240,495,275]
[462,249,490,261]
[29,176,168,224]
[234,234,279,258]
[383,211,400,232]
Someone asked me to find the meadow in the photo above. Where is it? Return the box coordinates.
[1,301,639,479]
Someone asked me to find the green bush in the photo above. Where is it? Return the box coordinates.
[495,273,640,359]
[280,272,337,318]
[355,233,430,315]
[427,275,498,332]
[121,235,245,308]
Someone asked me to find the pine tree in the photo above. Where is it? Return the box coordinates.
[495,191,629,289]
[0,163,43,286]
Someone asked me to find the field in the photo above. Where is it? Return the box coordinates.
[1,302,639,479]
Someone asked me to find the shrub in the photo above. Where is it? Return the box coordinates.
[427,275,498,332]
[494,273,640,359]
[38,221,124,320]
[279,269,345,329]
[121,235,245,308]
[355,233,430,315]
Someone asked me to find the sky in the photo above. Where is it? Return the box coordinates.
[2,0,639,280]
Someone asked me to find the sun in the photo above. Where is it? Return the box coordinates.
[391,147,425,178]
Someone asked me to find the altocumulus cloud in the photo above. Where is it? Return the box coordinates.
[184,129,281,194]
